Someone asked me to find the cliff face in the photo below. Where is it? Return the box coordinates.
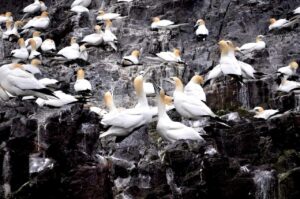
[0,0,300,198]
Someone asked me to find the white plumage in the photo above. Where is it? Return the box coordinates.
[81,25,103,46]
[238,35,266,54]
[71,5,89,14]
[205,64,222,86]
[71,0,91,8]
[253,107,279,120]
[97,12,122,21]
[156,90,205,143]
[277,77,300,93]
[277,62,298,78]
[184,75,206,102]
[23,0,41,14]
[74,69,92,93]
[100,76,152,138]
[156,49,182,62]
[41,39,56,52]
[151,17,174,29]
[36,91,78,107]
[22,12,50,30]
[11,38,29,61]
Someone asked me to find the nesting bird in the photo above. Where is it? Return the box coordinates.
[74,68,92,95]
[156,48,182,63]
[277,61,298,78]
[28,39,41,60]
[0,12,13,24]
[81,25,103,46]
[195,19,209,41]
[23,0,46,14]
[268,18,298,31]
[237,35,266,54]
[22,11,50,30]
[41,38,56,53]
[252,107,279,120]
[70,5,89,14]
[151,17,174,29]
[56,37,80,61]
[96,10,123,21]
[277,75,300,93]
[2,21,22,40]
[25,31,42,50]
[121,50,140,66]
[100,75,152,138]
[103,20,118,51]
[10,38,29,62]
[156,89,205,143]
[35,91,78,107]
[0,63,54,100]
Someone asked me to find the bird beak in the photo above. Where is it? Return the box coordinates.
[248,109,256,113]
[194,23,199,28]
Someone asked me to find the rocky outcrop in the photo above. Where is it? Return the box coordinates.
[0,0,300,198]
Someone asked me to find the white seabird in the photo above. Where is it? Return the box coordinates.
[74,68,92,94]
[81,25,103,46]
[238,35,266,54]
[41,38,56,53]
[156,89,205,143]
[277,61,298,78]
[121,50,140,66]
[11,38,29,62]
[25,31,43,50]
[195,19,209,41]
[151,17,174,29]
[156,48,182,63]
[22,11,50,30]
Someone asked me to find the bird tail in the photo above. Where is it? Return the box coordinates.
[211,116,231,128]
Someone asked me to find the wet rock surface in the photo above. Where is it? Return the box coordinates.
[1,0,300,198]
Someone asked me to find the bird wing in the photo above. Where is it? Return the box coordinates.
[184,83,206,101]
[156,52,175,61]
[6,70,44,90]
[239,43,257,51]
[277,66,292,76]
[239,61,255,79]
[158,20,174,27]
[74,79,92,91]
[22,64,42,75]
[206,64,222,80]
[220,56,241,76]
[101,108,145,129]
[0,86,9,101]
[180,97,215,117]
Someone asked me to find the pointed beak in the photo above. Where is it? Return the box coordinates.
[194,23,199,28]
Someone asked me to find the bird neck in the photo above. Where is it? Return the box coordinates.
[137,93,148,107]
[158,97,168,119]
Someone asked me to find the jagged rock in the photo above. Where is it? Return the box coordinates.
[0,0,300,198]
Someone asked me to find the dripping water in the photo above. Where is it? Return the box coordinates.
[253,170,276,199]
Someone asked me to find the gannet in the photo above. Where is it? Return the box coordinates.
[277,75,300,93]
[28,39,41,60]
[170,77,218,119]
[151,17,174,29]
[22,11,50,30]
[0,86,9,101]
[156,48,182,63]
[79,44,88,62]
[23,59,42,75]
[121,50,140,66]
[100,75,152,138]
[277,61,298,78]
[227,40,265,79]
[10,38,29,62]
[40,1,48,11]
[23,0,42,14]
[218,40,242,81]
[117,0,133,2]
[74,68,92,94]
[203,65,222,87]
[0,63,54,99]
[25,31,42,50]
[71,5,89,14]
[252,107,279,120]
[156,89,205,143]
[81,25,103,46]
[0,12,13,24]
[38,78,59,87]
[3,21,22,40]
[103,20,118,51]
[2,21,13,40]
[195,19,209,41]
[71,0,91,8]
[184,75,206,102]
[138,71,155,96]
[56,37,80,60]
[96,10,123,21]
[41,39,56,52]
[237,35,266,54]
[36,91,78,107]
[294,7,300,14]
[268,18,298,31]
